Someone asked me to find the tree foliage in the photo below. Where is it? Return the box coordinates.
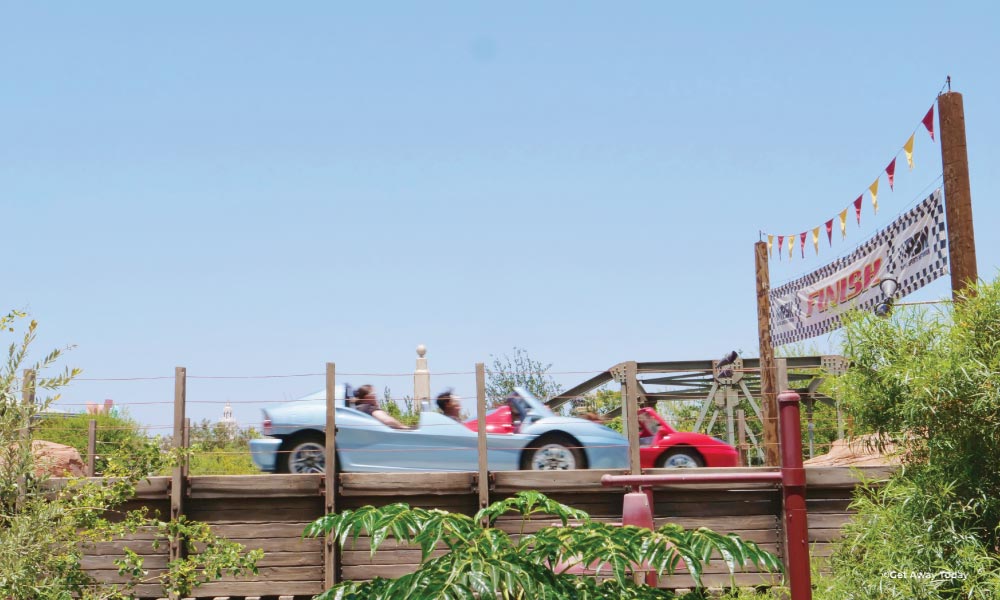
[0,312,261,599]
[306,490,782,599]
[486,347,563,404]
[815,278,1000,599]
[31,410,150,475]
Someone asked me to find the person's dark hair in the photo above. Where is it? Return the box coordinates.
[436,388,454,412]
[354,384,375,403]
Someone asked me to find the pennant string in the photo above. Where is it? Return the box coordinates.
[761,87,943,260]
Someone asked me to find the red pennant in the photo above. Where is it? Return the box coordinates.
[853,195,863,225]
[777,236,784,261]
[825,219,833,246]
[922,105,935,141]
[799,232,807,258]
[886,158,896,190]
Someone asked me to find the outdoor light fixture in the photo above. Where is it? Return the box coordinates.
[874,277,899,318]
[716,350,739,379]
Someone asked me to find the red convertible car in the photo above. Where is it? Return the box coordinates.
[637,407,739,468]
[471,399,738,468]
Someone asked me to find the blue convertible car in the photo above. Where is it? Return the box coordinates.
[249,386,628,473]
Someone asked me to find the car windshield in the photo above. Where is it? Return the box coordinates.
[513,386,555,418]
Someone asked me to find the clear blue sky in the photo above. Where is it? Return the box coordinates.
[5,3,999,430]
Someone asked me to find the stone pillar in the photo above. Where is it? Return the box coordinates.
[414,344,430,402]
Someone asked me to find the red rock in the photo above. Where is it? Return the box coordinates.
[804,434,902,467]
[32,440,87,477]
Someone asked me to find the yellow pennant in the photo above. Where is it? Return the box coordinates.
[869,178,879,214]
[788,234,795,259]
[812,227,820,255]
[904,134,915,170]
[839,209,848,239]
[767,235,774,257]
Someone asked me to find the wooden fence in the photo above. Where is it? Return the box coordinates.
[62,465,893,599]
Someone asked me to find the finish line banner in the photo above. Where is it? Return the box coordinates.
[769,189,948,346]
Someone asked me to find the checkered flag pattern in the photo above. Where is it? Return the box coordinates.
[769,190,948,346]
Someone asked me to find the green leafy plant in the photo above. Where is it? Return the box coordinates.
[0,311,261,599]
[31,409,151,474]
[305,490,782,599]
[814,278,1000,599]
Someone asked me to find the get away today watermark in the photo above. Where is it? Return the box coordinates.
[883,570,967,581]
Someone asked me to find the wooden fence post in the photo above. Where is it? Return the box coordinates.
[737,409,747,467]
[87,419,97,477]
[476,363,489,522]
[624,361,641,475]
[170,367,186,569]
[324,362,338,588]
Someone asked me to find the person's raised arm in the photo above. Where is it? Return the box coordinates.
[372,409,413,430]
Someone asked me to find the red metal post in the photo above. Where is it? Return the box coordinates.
[621,491,658,586]
[778,389,812,600]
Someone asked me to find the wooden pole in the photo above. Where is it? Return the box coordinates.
[170,367,186,566]
[87,419,97,477]
[624,361,641,475]
[938,91,978,299]
[737,409,747,467]
[755,241,781,467]
[476,363,489,520]
[324,362,338,589]
[182,418,190,479]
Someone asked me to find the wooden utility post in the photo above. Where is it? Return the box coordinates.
[754,241,781,466]
[624,361,641,475]
[324,362,338,589]
[170,367,187,566]
[476,363,489,520]
[938,91,978,298]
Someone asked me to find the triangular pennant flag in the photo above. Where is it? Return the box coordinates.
[788,235,795,260]
[839,210,847,239]
[854,195,863,225]
[767,235,774,258]
[904,134,915,170]
[777,235,784,260]
[869,178,879,214]
[886,158,896,190]
[922,105,935,141]
[800,232,807,259]
[825,219,833,246]
[812,227,820,255]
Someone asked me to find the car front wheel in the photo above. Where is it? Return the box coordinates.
[277,433,327,474]
[656,448,704,468]
[521,434,587,470]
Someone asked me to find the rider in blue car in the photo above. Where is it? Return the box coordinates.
[353,384,412,430]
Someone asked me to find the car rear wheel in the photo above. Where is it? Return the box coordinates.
[276,433,328,474]
[521,434,587,471]
[656,448,704,468]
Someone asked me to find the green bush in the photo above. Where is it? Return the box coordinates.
[815,278,1000,599]
[187,420,262,475]
[32,410,151,474]
[814,475,1000,600]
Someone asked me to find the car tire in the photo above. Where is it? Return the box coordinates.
[655,448,704,468]
[276,432,330,474]
[520,434,587,471]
